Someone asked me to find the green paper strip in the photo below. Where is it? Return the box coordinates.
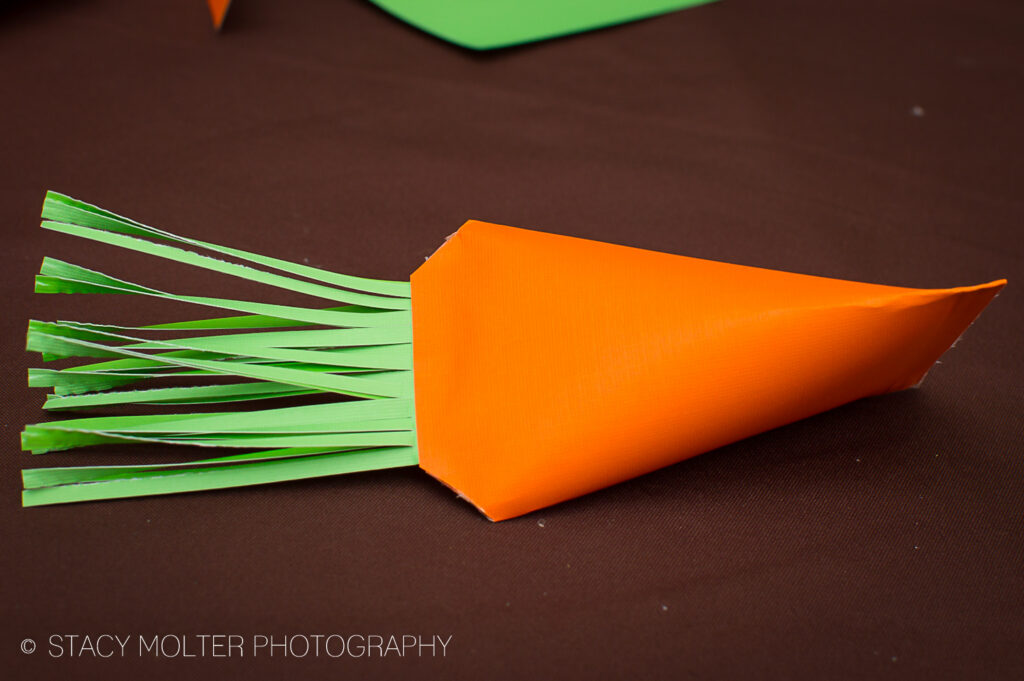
[42,382,314,410]
[37,258,410,327]
[143,308,359,330]
[23,427,415,455]
[43,191,412,298]
[22,447,419,506]
[22,446,380,488]
[31,320,414,370]
[27,324,412,399]
[31,398,414,434]
[42,221,412,311]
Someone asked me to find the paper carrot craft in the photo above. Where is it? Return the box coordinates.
[22,192,1005,520]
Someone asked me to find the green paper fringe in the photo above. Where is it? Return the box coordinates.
[21,192,418,506]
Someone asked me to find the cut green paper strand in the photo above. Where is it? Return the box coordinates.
[22,447,419,507]
[41,192,411,298]
[22,191,418,506]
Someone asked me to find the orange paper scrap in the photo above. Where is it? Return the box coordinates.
[206,0,232,30]
[411,220,1005,521]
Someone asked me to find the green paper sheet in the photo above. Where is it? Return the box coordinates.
[368,0,718,50]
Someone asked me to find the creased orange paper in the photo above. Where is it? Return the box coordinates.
[411,220,1005,521]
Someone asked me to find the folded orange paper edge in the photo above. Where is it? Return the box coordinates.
[411,220,1005,521]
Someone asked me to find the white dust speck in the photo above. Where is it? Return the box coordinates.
[537,518,546,528]
[911,106,925,117]
[660,604,669,612]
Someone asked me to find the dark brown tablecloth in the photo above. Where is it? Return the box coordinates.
[2,1,1021,679]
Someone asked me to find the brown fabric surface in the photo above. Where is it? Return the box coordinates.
[2,1,1021,679]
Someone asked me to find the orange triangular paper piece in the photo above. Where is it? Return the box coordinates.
[206,0,232,30]
[411,220,1004,521]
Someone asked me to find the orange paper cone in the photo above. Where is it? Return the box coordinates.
[411,220,1005,521]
